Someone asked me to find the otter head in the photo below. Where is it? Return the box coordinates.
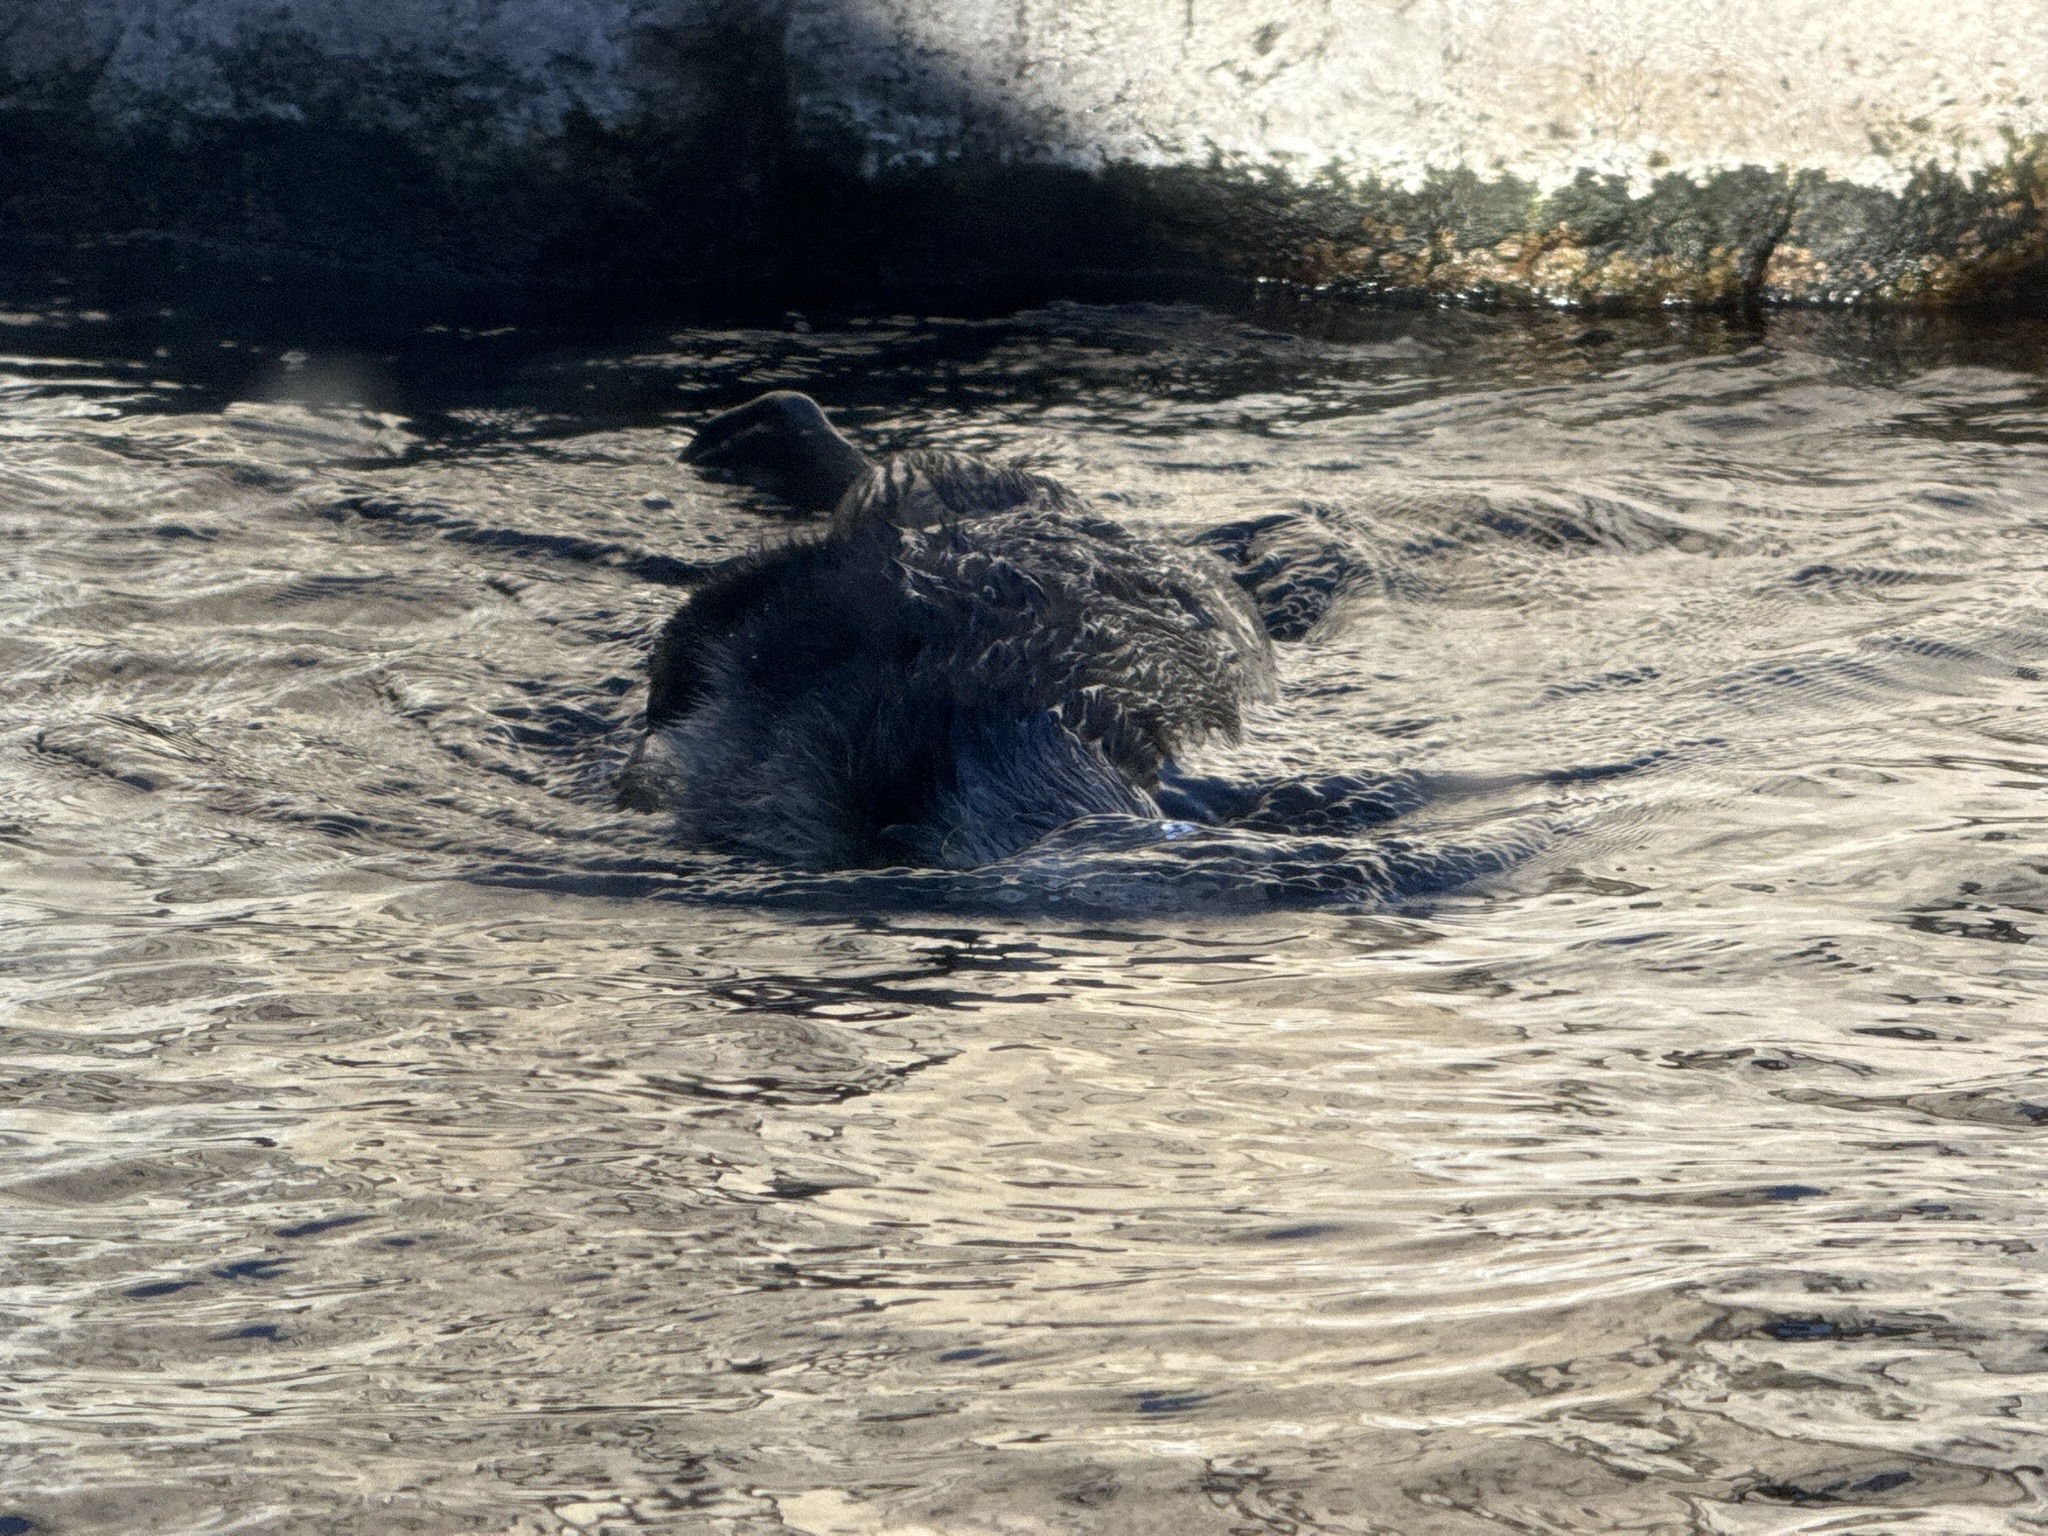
[681,391,873,515]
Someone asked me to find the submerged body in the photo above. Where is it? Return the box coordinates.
[618,393,1275,868]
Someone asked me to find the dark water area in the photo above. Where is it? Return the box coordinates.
[5,281,2048,1534]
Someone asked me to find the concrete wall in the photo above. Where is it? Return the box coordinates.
[4,1,663,127]
[6,0,2047,307]
[792,0,2048,189]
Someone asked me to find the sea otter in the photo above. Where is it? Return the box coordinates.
[615,391,1278,869]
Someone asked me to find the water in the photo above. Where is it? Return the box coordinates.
[5,293,2048,1535]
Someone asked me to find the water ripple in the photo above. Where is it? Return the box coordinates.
[3,304,2048,1533]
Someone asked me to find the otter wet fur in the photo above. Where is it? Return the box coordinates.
[616,391,1276,869]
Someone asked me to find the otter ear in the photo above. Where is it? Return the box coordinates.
[681,391,873,514]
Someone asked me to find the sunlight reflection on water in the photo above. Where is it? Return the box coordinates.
[4,301,2048,1533]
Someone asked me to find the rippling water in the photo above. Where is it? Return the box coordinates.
[6,295,2048,1535]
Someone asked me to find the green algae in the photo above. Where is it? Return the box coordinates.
[1125,150,2048,309]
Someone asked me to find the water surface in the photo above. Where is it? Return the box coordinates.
[4,297,2048,1534]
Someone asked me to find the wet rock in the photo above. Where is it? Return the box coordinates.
[2,7,2044,311]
